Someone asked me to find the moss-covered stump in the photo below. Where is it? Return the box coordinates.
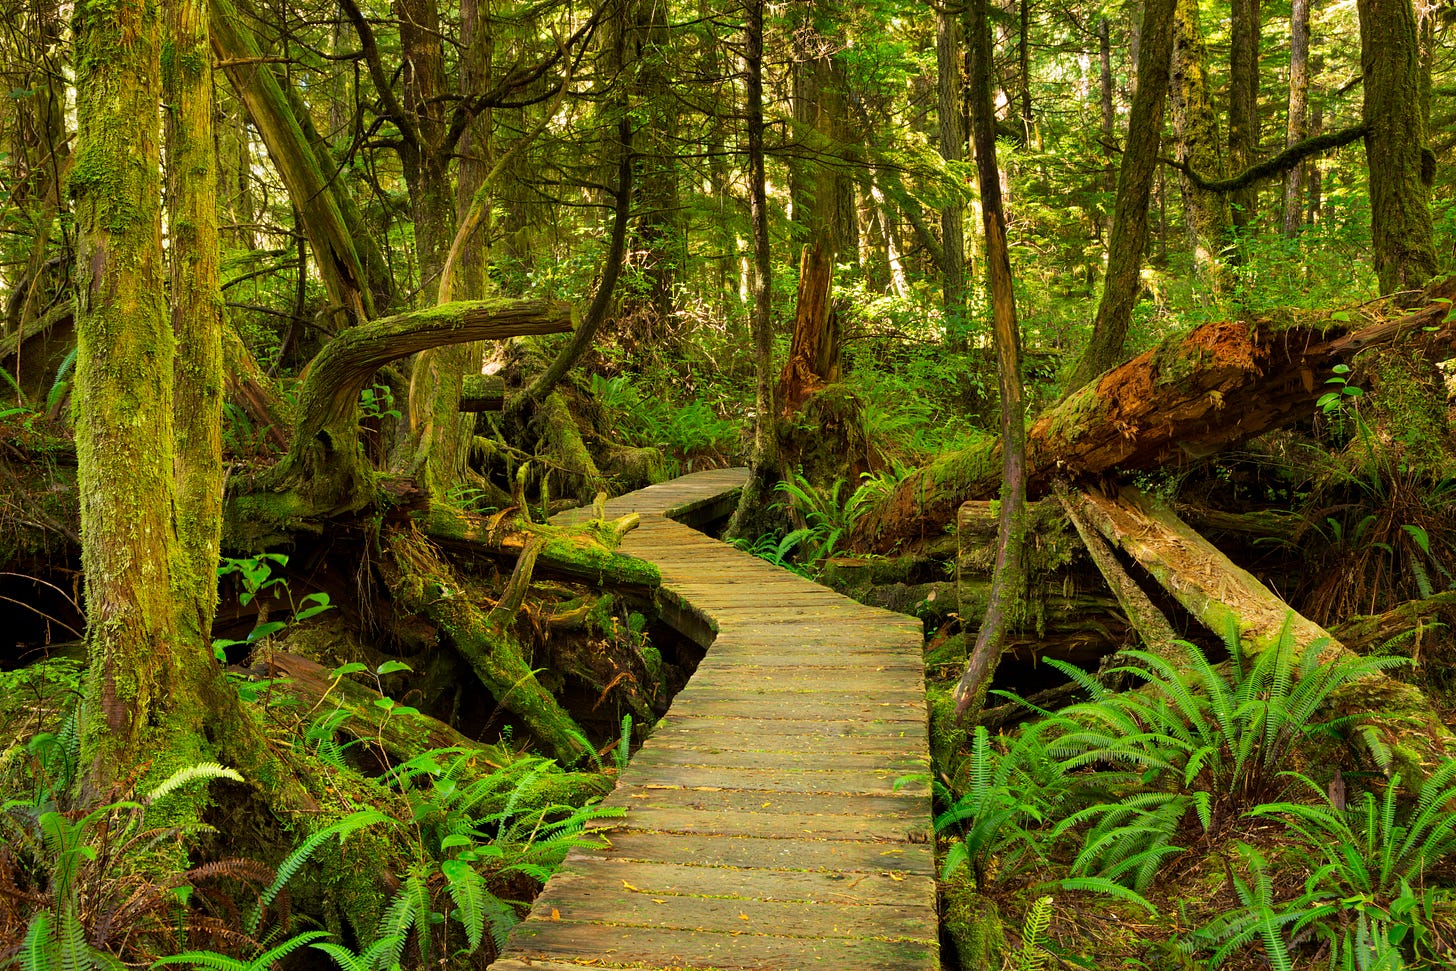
[942,872,1006,970]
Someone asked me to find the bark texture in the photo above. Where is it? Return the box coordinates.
[1359,0,1438,295]
[1066,0,1175,391]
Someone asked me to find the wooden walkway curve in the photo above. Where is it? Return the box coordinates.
[490,468,937,970]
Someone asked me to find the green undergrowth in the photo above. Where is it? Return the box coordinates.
[926,619,1456,970]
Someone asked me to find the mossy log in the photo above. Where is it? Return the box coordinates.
[257,650,479,761]
[227,299,572,544]
[850,297,1456,554]
[459,374,505,412]
[384,526,593,765]
[421,502,659,596]
[1078,484,1453,775]
[1333,591,1456,654]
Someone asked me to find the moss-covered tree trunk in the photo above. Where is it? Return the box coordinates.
[72,0,213,796]
[1065,0,1175,391]
[1169,0,1232,282]
[1358,0,1437,295]
[166,0,225,651]
[1283,0,1311,236]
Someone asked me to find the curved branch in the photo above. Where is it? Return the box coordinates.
[294,298,573,445]
[1164,124,1368,192]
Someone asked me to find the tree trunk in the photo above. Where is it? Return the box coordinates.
[166,0,226,655]
[1283,0,1310,236]
[952,0,1028,720]
[1169,0,1232,281]
[1065,0,1175,391]
[73,0,213,796]
[210,0,373,321]
[936,5,968,339]
[777,243,840,417]
[1358,0,1437,295]
[1228,0,1261,232]
[1077,485,1452,776]
[726,0,777,542]
[850,294,1456,554]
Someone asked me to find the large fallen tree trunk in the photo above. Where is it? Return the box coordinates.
[851,296,1456,553]
[1076,484,1452,776]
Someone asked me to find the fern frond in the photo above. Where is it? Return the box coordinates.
[1055,876,1158,915]
[146,763,244,805]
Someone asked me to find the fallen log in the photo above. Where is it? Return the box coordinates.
[1332,591,1456,655]
[1077,484,1452,776]
[850,297,1456,554]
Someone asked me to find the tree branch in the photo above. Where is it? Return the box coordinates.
[1163,125,1368,192]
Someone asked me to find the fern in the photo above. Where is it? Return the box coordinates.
[145,763,245,805]
[309,936,405,971]
[152,930,330,971]
[1015,895,1054,971]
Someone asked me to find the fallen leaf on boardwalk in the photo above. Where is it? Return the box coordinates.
[623,881,643,892]
[739,913,749,920]
[653,899,666,904]
[886,872,905,881]
[550,908,560,921]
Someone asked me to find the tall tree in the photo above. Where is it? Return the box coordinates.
[72,0,223,796]
[726,0,776,540]
[1066,0,1177,390]
[953,0,1028,719]
[1170,0,1232,280]
[1358,0,1437,295]
[936,3,968,337]
[1229,0,1261,232]
[1283,0,1311,236]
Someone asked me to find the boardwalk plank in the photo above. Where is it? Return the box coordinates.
[489,469,936,970]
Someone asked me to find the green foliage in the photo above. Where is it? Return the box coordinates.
[150,931,330,971]
[931,724,1065,891]
[212,553,333,666]
[588,373,738,469]
[1243,764,1456,965]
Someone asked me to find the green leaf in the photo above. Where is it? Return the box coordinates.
[375,660,413,676]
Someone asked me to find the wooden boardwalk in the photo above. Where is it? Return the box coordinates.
[490,468,937,970]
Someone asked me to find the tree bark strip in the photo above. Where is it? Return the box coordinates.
[1076,485,1451,774]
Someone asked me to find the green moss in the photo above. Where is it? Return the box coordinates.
[942,873,1006,969]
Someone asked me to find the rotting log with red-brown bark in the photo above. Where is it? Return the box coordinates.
[850,295,1456,554]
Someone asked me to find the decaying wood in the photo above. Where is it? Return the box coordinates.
[777,242,840,417]
[459,374,505,412]
[1333,591,1456,655]
[1055,483,1179,661]
[851,295,1456,554]
[1077,484,1452,774]
[258,651,478,760]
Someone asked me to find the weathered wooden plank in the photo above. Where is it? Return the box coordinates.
[508,921,938,970]
[495,474,935,971]
[547,857,935,907]
[590,804,926,841]
[617,763,926,797]
[608,785,929,823]
[525,888,938,943]
[626,744,929,775]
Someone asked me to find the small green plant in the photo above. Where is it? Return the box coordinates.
[930,724,1063,891]
[358,384,400,421]
[1318,363,1364,416]
[212,554,333,665]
